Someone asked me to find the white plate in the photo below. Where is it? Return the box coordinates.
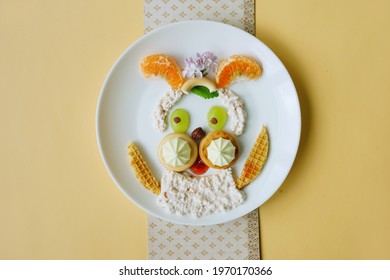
[96,20,301,226]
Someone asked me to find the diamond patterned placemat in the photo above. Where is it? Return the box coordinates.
[144,0,255,35]
[144,0,259,260]
[148,210,260,260]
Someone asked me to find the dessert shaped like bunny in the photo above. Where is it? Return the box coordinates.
[128,52,269,218]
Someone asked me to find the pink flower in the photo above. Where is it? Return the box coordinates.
[182,52,218,78]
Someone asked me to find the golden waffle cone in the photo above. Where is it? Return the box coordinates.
[236,126,269,189]
[128,143,160,195]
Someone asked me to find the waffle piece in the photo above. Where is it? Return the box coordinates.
[236,126,269,189]
[128,143,160,195]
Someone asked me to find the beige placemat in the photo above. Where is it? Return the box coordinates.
[144,0,259,260]
[148,210,260,260]
[144,0,255,35]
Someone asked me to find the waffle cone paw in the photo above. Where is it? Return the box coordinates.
[128,143,160,195]
[236,126,269,189]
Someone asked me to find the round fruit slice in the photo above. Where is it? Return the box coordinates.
[140,54,184,89]
[215,55,262,88]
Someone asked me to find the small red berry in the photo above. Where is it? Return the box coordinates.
[190,155,209,175]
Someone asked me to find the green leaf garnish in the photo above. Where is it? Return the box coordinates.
[190,86,219,99]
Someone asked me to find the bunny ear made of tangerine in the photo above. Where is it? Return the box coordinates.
[215,55,262,88]
[140,54,184,89]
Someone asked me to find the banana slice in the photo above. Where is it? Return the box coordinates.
[181,77,217,93]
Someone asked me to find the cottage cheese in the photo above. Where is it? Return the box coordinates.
[158,168,245,217]
[218,88,247,136]
[153,89,184,132]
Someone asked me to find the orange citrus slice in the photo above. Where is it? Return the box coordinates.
[140,54,184,89]
[215,55,262,88]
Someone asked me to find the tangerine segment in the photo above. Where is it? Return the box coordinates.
[140,54,184,89]
[215,55,262,88]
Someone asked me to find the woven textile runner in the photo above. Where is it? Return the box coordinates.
[144,0,259,260]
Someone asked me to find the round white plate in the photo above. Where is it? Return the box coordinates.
[96,20,301,226]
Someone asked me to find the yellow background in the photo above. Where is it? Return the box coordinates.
[1,0,389,259]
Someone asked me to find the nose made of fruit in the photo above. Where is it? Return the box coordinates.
[157,128,240,174]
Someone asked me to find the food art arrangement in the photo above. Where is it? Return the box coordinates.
[128,52,269,218]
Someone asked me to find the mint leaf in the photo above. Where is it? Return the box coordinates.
[190,86,219,99]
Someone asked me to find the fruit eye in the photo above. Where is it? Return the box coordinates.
[207,106,227,130]
[170,109,190,133]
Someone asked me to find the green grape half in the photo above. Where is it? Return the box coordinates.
[207,106,227,131]
[170,108,190,133]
